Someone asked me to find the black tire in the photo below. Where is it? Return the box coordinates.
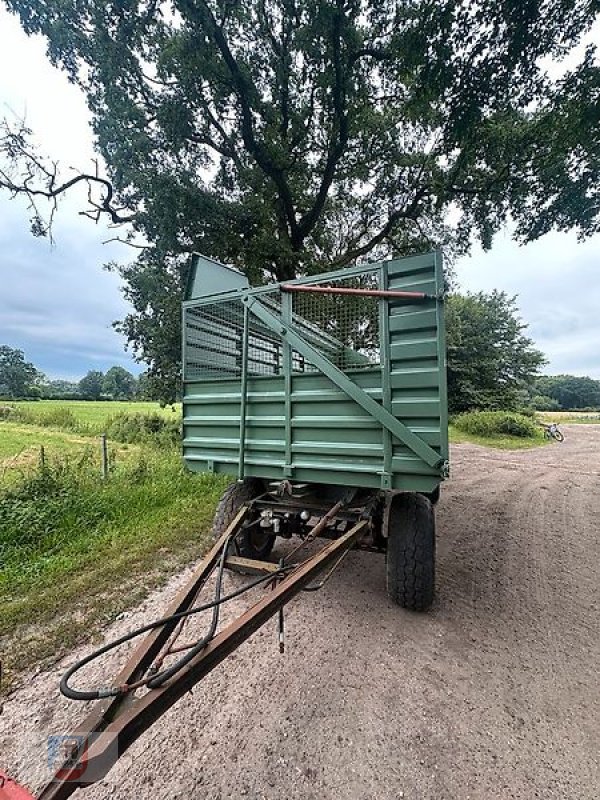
[386,492,435,611]
[212,478,275,561]
[552,430,564,442]
[424,486,440,505]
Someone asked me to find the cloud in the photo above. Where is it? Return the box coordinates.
[455,229,600,378]
[1,6,599,384]
[0,8,141,381]
[0,197,140,380]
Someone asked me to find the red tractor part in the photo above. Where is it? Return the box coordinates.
[0,773,36,800]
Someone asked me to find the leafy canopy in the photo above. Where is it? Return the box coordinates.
[0,345,43,398]
[536,374,600,409]
[446,291,546,413]
[78,370,105,400]
[102,366,138,400]
[2,1,598,402]
[2,0,599,281]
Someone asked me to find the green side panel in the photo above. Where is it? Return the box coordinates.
[182,251,448,492]
[185,253,249,300]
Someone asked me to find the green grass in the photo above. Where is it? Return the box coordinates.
[0,448,226,691]
[0,401,221,691]
[0,423,90,461]
[537,411,600,424]
[449,424,549,450]
[10,399,180,433]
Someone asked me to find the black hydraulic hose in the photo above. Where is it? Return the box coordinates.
[60,563,293,701]
[145,530,230,689]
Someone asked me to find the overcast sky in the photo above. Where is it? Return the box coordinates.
[0,7,599,381]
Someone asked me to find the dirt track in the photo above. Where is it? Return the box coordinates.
[2,426,599,799]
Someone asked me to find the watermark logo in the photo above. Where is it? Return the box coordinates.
[46,734,118,784]
[47,735,88,780]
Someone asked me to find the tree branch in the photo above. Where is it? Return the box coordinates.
[296,1,350,242]
[0,119,138,236]
[182,0,300,243]
[330,187,429,267]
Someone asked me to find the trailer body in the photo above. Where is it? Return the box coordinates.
[182,252,448,494]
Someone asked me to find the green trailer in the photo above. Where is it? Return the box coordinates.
[183,251,448,610]
[0,254,451,800]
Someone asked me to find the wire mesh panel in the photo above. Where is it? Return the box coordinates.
[184,295,285,380]
[290,270,381,373]
[183,252,447,493]
[185,270,382,380]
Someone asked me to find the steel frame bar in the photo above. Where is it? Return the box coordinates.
[281,284,433,300]
[36,508,249,800]
[36,517,368,800]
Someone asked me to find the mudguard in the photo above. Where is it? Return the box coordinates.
[0,773,35,800]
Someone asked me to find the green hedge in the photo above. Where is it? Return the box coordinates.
[104,412,180,446]
[453,410,539,438]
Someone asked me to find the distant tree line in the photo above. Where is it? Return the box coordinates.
[533,375,600,411]
[3,308,599,412]
[446,294,600,413]
[0,344,152,401]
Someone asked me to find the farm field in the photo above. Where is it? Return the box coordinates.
[538,410,600,423]
[0,399,222,691]
[0,423,92,462]
[10,399,180,431]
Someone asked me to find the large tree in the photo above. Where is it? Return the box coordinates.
[1,1,598,274]
[102,366,137,399]
[0,345,42,398]
[1,1,598,399]
[446,291,546,413]
[78,370,105,400]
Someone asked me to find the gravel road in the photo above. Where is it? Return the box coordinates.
[2,425,599,799]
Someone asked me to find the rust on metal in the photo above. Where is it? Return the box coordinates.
[36,507,249,800]
[283,501,343,562]
[36,513,367,800]
[280,283,431,300]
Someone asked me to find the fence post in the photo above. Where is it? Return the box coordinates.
[100,434,109,479]
[39,445,45,471]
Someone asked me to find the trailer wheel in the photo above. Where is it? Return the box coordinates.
[212,478,275,562]
[386,492,435,611]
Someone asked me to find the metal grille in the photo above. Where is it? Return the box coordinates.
[184,298,284,380]
[290,271,380,372]
[184,269,381,380]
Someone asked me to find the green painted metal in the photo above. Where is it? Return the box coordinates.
[182,251,449,493]
[237,304,250,480]
[185,254,248,300]
[244,295,443,469]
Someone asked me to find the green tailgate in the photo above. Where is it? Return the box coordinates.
[182,252,448,493]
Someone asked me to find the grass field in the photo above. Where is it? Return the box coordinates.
[0,400,223,691]
[11,399,179,431]
[537,410,600,424]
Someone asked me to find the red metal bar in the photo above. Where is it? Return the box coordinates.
[281,284,431,300]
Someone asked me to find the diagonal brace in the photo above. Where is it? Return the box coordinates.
[243,296,444,470]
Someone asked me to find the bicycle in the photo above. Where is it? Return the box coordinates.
[540,422,565,442]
